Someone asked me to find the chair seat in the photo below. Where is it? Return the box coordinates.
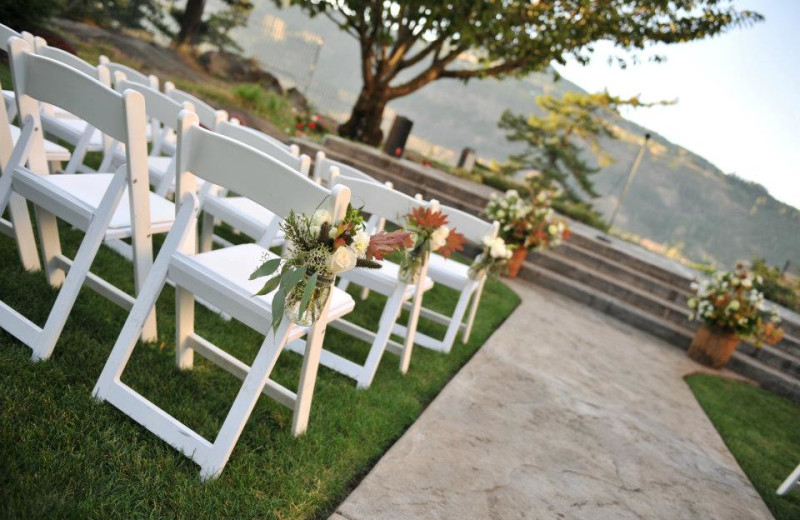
[426,252,473,290]
[203,196,278,240]
[169,243,355,335]
[43,173,175,238]
[41,115,105,151]
[9,124,71,162]
[338,258,434,298]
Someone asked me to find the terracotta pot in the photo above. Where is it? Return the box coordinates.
[687,325,740,369]
[505,247,528,279]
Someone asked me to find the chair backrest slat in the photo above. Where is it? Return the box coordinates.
[438,203,498,245]
[177,111,333,219]
[164,81,227,129]
[314,151,378,184]
[216,120,310,175]
[116,77,190,126]
[99,55,159,90]
[35,41,100,80]
[333,177,424,226]
[11,39,128,141]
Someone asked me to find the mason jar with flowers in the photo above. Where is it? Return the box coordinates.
[687,265,784,368]
[468,235,514,280]
[251,204,413,332]
[399,206,466,284]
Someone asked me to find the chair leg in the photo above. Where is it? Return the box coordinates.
[399,262,429,374]
[34,206,66,288]
[198,212,215,253]
[175,286,195,370]
[7,193,41,271]
[357,284,406,389]
[440,286,475,354]
[291,299,330,435]
[201,320,291,481]
[462,276,486,344]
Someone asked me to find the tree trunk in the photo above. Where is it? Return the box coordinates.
[338,85,388,146]
[176,0,207,48]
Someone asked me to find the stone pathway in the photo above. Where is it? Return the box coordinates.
[331,281,773,520]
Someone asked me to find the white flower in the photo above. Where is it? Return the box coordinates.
[505,189,519,198]
[738,317,748,326]
[489,238,508,259]
[725,300,740,313]
[431,225,450,251]
[687,298,697,309]
[548,224,558,236]
[352,228,370,258]
[741,277,752,288]
[731,277,740,286]
[330,246,357,274]
[311,209,331,227]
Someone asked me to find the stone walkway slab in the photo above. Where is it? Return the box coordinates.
[332,281,773,520]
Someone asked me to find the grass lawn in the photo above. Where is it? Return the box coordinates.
[0,219,519,519]
[686,374,800,520]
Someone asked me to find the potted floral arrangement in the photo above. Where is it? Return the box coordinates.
[483,189,570,278]
[687,265,784,368]
[251,204,413,333]
[399,206,466,283]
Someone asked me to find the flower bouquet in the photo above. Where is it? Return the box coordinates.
[251,204,413,332]
[483,189,570,277]
[399,206,466,284]
[687,265,784,367]
[468,235,514,280]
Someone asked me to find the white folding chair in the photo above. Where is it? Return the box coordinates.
[283,177,434,389]
[162,81,229,157]
[0,75,40,272]
[778,462,800,495]
[109,73,196,198]
[197,119,311,252]
[33,38,116,174]
[0,38,174,359]
[392,203,499,353]
[0,26,71,169]
[93,110,354,480]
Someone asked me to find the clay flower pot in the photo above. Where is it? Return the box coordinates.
[505,247,528,279]
[687,324,740,369]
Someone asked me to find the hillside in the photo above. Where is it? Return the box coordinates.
[235,3,799,272]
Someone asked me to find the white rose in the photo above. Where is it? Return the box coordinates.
[352,228,370,258]
[741,278,752,288]
[488,237,508,259]
[430,225,450,251]
[506,189,518,198]
[482,235,494,248]
[330,246,357,274]
[548,224,558,236]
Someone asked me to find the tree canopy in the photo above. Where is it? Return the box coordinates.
[282,0,762,145]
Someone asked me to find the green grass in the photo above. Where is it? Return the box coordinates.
[0,222,519,519]
[686,374,800,520]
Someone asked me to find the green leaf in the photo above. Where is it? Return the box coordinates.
[255,275,281,296]
[271,287,285,335]
[280,265,307,295]
[297,271,318,320]
[249,257,282,280]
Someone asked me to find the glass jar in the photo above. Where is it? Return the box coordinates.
[284,274,334,327]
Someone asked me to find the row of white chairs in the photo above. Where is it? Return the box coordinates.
[0,26,496,480]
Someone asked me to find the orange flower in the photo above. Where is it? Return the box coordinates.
[438,228,466,258]
[408,206,448,229]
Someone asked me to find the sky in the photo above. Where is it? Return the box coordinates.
[553,0,800,210]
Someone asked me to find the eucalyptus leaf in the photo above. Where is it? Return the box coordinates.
[255,275,281,296]
[280,266,307,296]
[297,271,318,320]
[271,287,285,334]
[249,257,282,280]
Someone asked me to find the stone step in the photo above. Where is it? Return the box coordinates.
[567,232,694,291]
[547,241,690,304]
[526,251,694,329]
[772,332,800,358]
[519,262,800,401]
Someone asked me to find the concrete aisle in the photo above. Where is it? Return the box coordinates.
[330,281,773,520]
